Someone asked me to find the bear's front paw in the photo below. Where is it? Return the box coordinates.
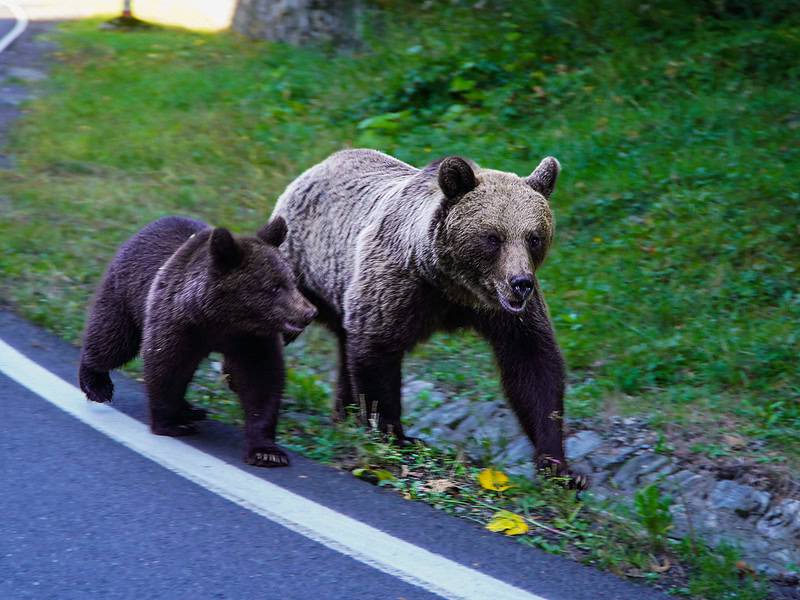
[246,445,290,468]
[536,457,591,492]
[151,422,198,437]
[79,368,114,403]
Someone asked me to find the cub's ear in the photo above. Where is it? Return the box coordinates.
[526,156,560,199]
[438,156,477,201]
[257,216,288,247]
[209,227,242,270]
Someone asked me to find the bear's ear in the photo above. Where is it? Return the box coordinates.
[525,156,560,199]
[209,227,243,270]
[257,217,288,247]
[438,156,477,202]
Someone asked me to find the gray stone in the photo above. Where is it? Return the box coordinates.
[413,398,472,432]
[611,452,670,489]
[7,67,46,82]
[756,499,800,541]
[588,445,637,469]
[495,436,535,467]
[566,430,603,461]
[709,480,771,517]
[505,460,535,479]
[454,402,504,435]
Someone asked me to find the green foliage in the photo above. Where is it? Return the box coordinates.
[634,484,673,550]
[676,539,769,599]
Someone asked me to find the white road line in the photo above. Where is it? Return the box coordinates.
[0,338,546,600]
[0,1,28,54]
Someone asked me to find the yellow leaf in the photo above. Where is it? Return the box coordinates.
[352,468,396,484]
[485,511,529,536]
[478,468,512,492]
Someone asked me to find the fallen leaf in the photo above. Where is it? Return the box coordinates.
[650,558,671,573]
[478,468,513,492]
[485,510,529,536]
[421,479,458,494]
[352,468,396,485]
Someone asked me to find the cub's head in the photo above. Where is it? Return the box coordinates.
[434,156,560,314]
[204,217,317,336]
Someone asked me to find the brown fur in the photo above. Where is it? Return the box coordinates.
[273,149,587,488]
[78,216,316,467]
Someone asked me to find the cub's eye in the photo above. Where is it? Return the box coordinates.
[270,285,281,294]
[485,234,503,249]
[528,236,542,249]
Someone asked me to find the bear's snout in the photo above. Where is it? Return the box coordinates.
[509,275,534,301]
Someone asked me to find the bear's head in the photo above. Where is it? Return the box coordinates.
[204,217,317,337]
[434,156,560,314]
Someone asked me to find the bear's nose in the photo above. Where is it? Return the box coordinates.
[510,275,534,300]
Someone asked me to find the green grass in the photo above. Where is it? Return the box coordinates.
[0,1,798,465]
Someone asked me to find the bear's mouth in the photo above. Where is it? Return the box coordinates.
[495,286,527,314]
[282,320,308,335]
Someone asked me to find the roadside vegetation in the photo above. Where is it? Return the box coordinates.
[0,1,797,597]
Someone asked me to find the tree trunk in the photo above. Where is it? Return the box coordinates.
[232,0,362,48]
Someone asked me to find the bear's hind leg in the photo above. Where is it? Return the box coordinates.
[347,342,413,442]
[223,335,289,467]
[333,335,356,421]
[79,292,141,403]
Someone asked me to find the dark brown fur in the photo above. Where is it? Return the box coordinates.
[78,216,316,467]
[273,149,587,488]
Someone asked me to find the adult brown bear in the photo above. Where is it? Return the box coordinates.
[273,149,585,487]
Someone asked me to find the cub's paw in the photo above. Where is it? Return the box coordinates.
[151,422,198,437]
[246,445,290,468]
[79,368,114,403]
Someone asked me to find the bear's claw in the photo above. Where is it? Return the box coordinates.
[246,445,290,468]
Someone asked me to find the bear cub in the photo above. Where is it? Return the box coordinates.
[78,215,316,467]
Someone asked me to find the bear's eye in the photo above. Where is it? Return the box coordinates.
[485,234,503,249]
[270,284,281,294]
[528,236,542,250]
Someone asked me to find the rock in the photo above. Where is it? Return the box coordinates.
[665,469,704,490]
[403,380,444,412]
[494,436,534,467]
[756,499,800,541]
[709,480,771,518]
[505,460,536,479]
[412,398,472,432]
[588,445,637,469]
[453,402,505,435]
[611,452,670,489]
[566,430,603,461]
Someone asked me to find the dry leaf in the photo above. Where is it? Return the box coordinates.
[485,510,529,536]
[650,558,671,573]
[478,468,513,492]
[421,479,458,494]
